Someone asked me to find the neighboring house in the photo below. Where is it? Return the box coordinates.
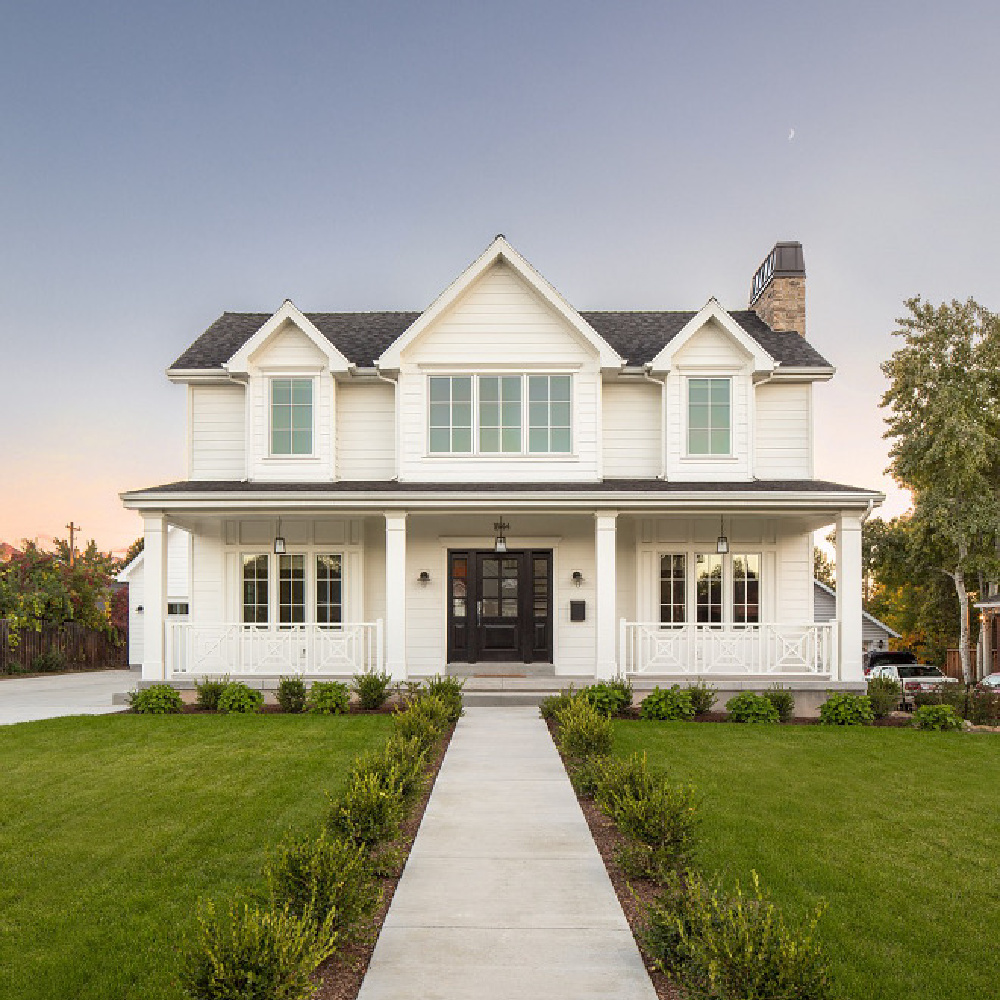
[121,237,881,688]
[813,578,899,654]
[116,526,191,666]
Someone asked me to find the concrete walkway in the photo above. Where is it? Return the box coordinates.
[0,669,135,725]
[358,706,657,1000]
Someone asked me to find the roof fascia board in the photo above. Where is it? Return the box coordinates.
[376,237,624,370]
[765,367,836,382]
[225,300,351,375]
[648,299,776,374]
[166,369,242,385]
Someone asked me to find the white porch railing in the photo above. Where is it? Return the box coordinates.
[165,621,384,677]
[619,620,837,677]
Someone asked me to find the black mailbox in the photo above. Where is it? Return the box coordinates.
[570,600,586,622]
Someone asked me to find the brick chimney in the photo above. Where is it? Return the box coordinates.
[749,241,806,337]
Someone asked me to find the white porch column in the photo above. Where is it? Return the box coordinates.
[142,514,169,681]
[836,511,864,683]
[595,512,618,679]
[384,512,407,680]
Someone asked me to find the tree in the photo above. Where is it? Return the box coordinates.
[119,536,144,572]
[813,547,836,588]
[880,296,1000,681]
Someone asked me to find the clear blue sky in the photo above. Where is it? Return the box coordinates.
[2,1,997,550]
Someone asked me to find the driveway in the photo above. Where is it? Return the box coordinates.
[0,670,137,726]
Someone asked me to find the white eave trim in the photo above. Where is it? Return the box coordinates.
[648,299,777,374]
[375,236,625,371]
[225,300,351,375]
[764,366,836,382]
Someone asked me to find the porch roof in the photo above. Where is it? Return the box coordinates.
[122,478,883,514]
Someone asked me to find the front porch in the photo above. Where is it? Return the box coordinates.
[126,483,872,689]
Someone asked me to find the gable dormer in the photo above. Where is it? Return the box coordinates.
[378,237,623,483]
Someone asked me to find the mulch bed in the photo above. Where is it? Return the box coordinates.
[545,718,684,1000]
[312,721,456,1000]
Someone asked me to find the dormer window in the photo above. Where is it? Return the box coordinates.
[687,377,731,456]
[270,377,313,456]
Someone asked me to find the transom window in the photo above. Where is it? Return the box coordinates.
[687,378,731,456]
[428,374,572,455]
[271,378,313,456]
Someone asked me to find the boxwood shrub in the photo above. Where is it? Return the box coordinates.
[307,681,350,715]
[351,671,393,711]
[725,692,780,724]
[276,677,307,714]
[641,685,696,722]
[867,676,901,719]
[218,682,264,715]
[912,703,963,731]
[194,675,228,711]
[818,693,874,726]
[129,684,183,715]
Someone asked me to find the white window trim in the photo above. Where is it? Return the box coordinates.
[682,374,736,461]
[240,549,346,626]
[424,371,576,458]
[267,374,318,460]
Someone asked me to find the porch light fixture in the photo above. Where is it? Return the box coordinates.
[716,516,729,555]
[572,570,584,587]
[494,517,510,553]
[418,570,431,586]
[274,518,286,555]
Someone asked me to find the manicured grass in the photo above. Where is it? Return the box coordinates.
[614,721,1000,1000]
[0,713,393,1000]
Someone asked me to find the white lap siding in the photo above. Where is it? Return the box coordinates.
[754,382,812,479]
[189,385,246,480]
[336,382,396,479]
[602,381,661,479]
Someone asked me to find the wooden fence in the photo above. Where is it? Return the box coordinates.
[944,647,996,679]
[0,620,128,673]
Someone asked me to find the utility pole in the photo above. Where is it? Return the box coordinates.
[66,522,80,567]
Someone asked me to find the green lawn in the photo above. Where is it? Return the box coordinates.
[0,713,393,1000]
[614,721,1000,1000]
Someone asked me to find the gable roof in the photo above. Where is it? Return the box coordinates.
[813,578,901,638]
[170,308,831,372]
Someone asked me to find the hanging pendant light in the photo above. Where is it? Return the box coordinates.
[494,517,510,553]
[274,517,286,555]
[716,515,729,555]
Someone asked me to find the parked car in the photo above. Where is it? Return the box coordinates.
[977,672,1000,690]
[867,652,958,706]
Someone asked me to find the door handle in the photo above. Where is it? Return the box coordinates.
[477,601,482,625]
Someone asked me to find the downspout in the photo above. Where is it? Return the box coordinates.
[643,369,667,480]
[374,367,400,480]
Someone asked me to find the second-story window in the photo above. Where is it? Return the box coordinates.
[687,377,731,456]
[527,375,572,453]
[479,375,522,453]
[271,378,313,455]
[429,376,472,453]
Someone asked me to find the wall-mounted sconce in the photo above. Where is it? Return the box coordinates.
[572,570,584,588]
[418,571,431,586]
[494,516,510,553]
[274,517,286,555]
[716,515,729,555]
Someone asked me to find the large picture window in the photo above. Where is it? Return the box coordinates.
[271,378,313,455]
[429,376,473,453]
[687,378,731,456]
[316,554,343,625]
[242,554,269,625]
[659,554,686,625]
[733,554,761,625]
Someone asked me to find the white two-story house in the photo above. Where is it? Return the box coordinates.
[121,237,881,697]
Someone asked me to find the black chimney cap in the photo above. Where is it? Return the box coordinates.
[750,241,805,304]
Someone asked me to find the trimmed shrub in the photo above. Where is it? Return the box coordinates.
[641,686,696,722]
[584,681,632,717]
[554,696,614,764]
[267,830,379,945]
[725,692,779,724]
[643,870,833,1000]
[218,682,264,715]
[867,676,902,719]
[307,681,350,716]
[912,704,963,731]
[595,754,698,878]
[539,689,576,722]
[31,649,66,672]
[392,694,451,749]
[180,898,335,1000]
[326,771,404,850]
[276,677,307,714]
[966,687,1000,726]
[129,684,183,715]
[764,687,795,723]
[686,680,717,715]
[608,674,635,710]
[379,735,429,802]
[194,676,228,711]
[819,693,874,726]
[423,674,465,723]
[351,671,393,711]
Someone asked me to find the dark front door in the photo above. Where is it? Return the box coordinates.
[447,549,552,664]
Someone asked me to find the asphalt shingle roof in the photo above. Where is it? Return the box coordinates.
[169,308,832,371]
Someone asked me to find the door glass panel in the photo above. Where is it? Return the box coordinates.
[660,554,686,625]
